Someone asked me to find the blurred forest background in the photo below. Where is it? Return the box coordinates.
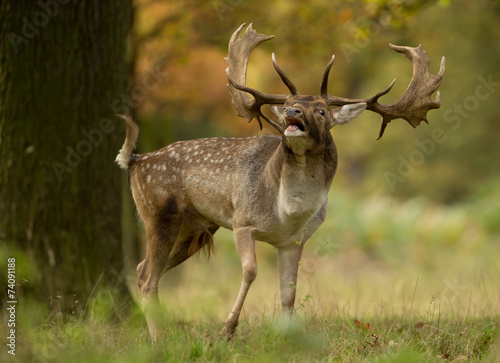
[1,0,500,360]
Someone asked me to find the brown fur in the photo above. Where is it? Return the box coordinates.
[188,230,215,257]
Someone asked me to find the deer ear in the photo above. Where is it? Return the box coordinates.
[330,102,367,128]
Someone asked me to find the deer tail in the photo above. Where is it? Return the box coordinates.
[115,114,140,170]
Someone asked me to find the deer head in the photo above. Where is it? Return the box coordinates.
[270,96,367,160]
[226,23,445,139]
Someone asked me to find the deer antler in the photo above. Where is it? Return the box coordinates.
[323,44,445,139]
[226,23,298,133]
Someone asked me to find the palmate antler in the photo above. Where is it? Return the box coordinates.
[322,44,446,139]
[225,23,297,133]
[226,23,445,138]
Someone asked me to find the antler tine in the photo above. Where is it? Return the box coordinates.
[320,55,335,98]
[324,44,445,139]
[227,76,289,131]
[226,23,294,133]
[272,53,299,96]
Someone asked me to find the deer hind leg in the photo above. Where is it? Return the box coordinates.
[221,227,257,338]
[137,215,183,341]
[138,210,219,341]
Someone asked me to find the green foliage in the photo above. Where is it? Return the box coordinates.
[466,177,500,234]
[0,244,39,289]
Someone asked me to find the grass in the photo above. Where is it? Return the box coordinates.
[6,301,500,362]
[3,185,500,362]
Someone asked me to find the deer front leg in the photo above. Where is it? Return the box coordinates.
[277,244,304,319]
[221,227,257,338]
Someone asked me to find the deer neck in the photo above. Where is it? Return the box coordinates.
[280,133,337,175]
[265,135,337,220]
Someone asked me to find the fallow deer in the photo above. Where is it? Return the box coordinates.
[116,23,445,339]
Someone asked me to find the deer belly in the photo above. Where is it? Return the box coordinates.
[185,195,232,229]
[185,180,234,229]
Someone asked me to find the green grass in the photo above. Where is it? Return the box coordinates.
[6,299,500,362]
[3,184,500,362]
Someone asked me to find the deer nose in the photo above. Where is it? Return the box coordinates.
[285,107,302,118]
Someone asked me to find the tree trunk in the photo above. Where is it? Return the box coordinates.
[0,0,133,307]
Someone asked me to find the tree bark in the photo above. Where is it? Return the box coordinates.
[0,0,133,307]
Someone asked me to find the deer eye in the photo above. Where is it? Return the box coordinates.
[318,109,326,116]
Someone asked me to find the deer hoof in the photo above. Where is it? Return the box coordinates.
[220,320,238,340]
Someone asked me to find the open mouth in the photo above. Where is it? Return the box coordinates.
[285,118,306,135]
